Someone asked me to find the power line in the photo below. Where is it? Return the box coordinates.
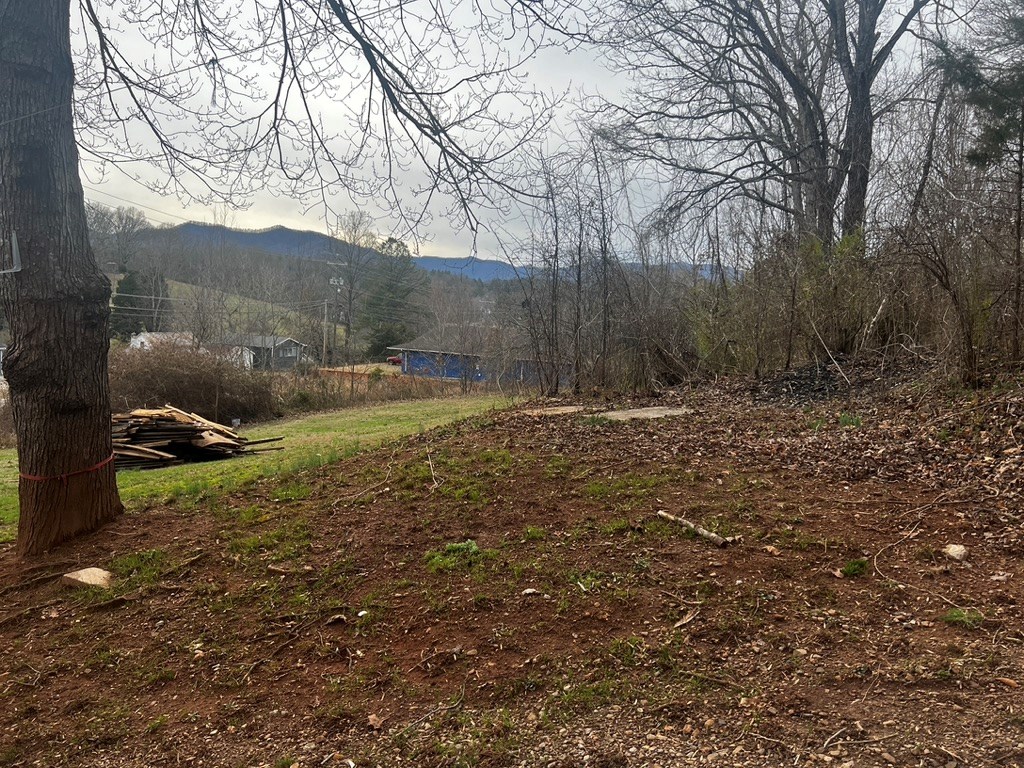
[84,186,192,224]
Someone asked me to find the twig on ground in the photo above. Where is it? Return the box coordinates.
[678,669,746,691]
[822,727,848,750]
[85,593,137,612]
[427,452,442,492]
[0,567,74,597]
[658,589,702,607]
[330,450,398,512]
[0,599,61,628]
[873,520,977,612]
[408,646,462,673]
[746,731,792,750]
[164,552,205,576]
[396,681,467,738]
[656,510,736,547]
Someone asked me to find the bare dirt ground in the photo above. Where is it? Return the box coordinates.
[1,367,1023,768]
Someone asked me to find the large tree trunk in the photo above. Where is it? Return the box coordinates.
[841,77,873,239]
[0,0,123,556]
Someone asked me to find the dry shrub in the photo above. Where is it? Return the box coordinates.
[109,342,277,423]
[273,367,476,412]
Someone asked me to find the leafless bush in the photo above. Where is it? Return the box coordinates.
[271,368,484,412]
[108,342,277,423]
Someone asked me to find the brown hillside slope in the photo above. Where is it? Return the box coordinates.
[1,380,1022,767]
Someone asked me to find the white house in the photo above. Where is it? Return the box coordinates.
[128,332,255,368]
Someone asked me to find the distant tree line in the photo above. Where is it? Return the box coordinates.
[501,0,1024,390]
[86,204,486,365]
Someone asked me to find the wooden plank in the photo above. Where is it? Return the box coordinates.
[162,405,241,439]
[244,436,284,446]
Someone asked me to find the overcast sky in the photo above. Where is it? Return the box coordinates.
[76,5,625,263]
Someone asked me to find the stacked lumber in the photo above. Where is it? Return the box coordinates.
[112,405,282,470]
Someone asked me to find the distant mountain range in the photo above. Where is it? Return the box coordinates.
[148,222,520,283]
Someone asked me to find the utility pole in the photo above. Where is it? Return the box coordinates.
[327,271,346,368]
[322,298,328,366]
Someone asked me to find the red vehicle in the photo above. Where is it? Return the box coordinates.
[386,355,403,366]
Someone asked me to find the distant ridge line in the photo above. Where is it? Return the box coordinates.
[147,222,520,283]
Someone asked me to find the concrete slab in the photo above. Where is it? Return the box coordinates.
[62,567,114,590]
[602,406,693,421]
[521,406,588,416]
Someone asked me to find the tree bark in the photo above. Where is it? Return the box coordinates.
[0,0,123,556]
[841,78,873,239]
[1013,118,1023,361]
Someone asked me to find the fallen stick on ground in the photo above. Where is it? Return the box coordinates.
[244,436,285,446]
[656,510,735,547]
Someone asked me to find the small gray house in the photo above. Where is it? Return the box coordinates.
[238,335,309,371]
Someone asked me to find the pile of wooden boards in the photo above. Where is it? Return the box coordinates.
[112,405,282,470]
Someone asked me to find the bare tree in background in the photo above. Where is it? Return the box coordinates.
[0,0,555,555]
[511,161,565,396]
[85,204,148,272]
[330,210,378,367]
[576,0,931,249]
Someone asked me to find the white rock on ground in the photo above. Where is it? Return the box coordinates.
[61,567,114,589]
[942,544,968,562]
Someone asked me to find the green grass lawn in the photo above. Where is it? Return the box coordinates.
[0,395,505,543]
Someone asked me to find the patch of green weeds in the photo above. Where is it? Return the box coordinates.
[145,715,169,734]
[346,583,405,633]
[567,569,607,592]
[355,653,402,692]
[391,450,496,506]
[74,702,132,748]
[729,498,757,520]
[446,481,488,505]
[392,458,434,490]
[109,549,168,590]
[233,503,269,525]
[473,593,496,610]
[87,644,122,671]
[640,517,678,539]
[309,557,358,594]
[631,554,651,574]
[273,482,313,502]
[841,558,869,577]
[703,515,739,538]
[553,679,621,715]
[773,527,819,551]
[942,608,984,629]
[479,448,513,474]
[839,412,862,428]
[227,517,311,561]
[315,701,363,724]
[582,473,668,502]
[228,534,262,556]
[142,667,176,687]
[599,518,633,535]
[607,636,645,667]
[523,525,547,541]
[273,521,313,560]
[424,540,496,573]
[544,455,572,478]
[677,469,703,484]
